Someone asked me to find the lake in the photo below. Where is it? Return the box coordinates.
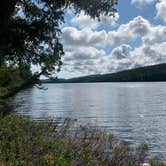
[14,82,166,161]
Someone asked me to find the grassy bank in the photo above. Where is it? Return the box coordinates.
[0,115,165,166]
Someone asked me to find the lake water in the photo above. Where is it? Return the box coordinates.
[14,82,166,161]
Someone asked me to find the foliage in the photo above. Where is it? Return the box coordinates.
[0,63,32,114]
[0,115,150,166]
[0,63,31,88]
[0,63,32,99]
[0,0,118,99]
[0,0,118,76]
[151,161,166,166]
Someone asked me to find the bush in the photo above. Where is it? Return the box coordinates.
[0,115,151,166]
[0,63,32,99]
[151,161,166,166]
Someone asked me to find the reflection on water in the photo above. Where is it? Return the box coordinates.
[14,82,166,161]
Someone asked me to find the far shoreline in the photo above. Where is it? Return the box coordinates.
[41,63,166,84]
[41,81,166,84]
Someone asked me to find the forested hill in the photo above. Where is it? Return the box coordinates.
[42,63,166,83]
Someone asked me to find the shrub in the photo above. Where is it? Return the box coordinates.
[0,115,163,166]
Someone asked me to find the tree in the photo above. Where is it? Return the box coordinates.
[0,0,118,77]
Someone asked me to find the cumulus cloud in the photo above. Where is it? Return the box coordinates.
[61,27,107,48]
[62,15,166,48]
[60,12,166,77]
[131,0,156,6]
[71,11,119,30]
[111,45,132,59]
[62,40,166,77]
[71,12,99,30]
[64,47,106,62]
[156,0,166,23]
[62,48,107,75]
[105,42,166,73]
[108,16,151,46]
[142,25,166,44]
[131,43,165,66]
[62,16,152,48]
[99,12,119,27]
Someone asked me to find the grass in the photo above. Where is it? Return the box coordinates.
[0,115,157,166]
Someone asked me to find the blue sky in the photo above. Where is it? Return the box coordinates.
[58,0,166,78]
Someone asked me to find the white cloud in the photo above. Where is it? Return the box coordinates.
[62,40,166,77]
[71,11,99,30]
[64,47,106,62]
[111,44,132,59]
[142,25,166,44]
[62,47,107,75]
[131,42,166,67]
[105,42,166,73]
[62,16,151,48]
[108,16,151,45]
[156,0,166,23]
[61,27,107,48]
[131,0,156,6]
[71,11,119,30]
[99,12,120,27]
[62,16,166,48]
[60,13,166,77]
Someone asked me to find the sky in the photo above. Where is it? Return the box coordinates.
[58,0,166,78]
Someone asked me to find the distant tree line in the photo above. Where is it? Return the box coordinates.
[43,64,166,83]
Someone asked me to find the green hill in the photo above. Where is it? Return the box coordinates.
[42,63,166,83]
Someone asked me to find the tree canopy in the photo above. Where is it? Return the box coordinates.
[0,0,118,77]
